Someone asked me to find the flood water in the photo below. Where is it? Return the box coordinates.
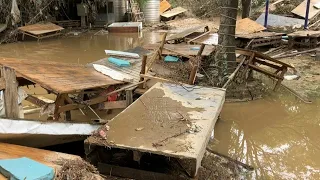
[0,32,319,179]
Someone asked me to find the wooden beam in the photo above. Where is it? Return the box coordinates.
[163,47,193,59]
[187,31,210,44]
[139,55,148,89]
[58,81,146,113]
[25,95,47,107]
[1,67,19,118]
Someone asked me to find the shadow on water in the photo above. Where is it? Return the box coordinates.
[210,90,320,179]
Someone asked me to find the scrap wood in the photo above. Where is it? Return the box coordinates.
[222,56,247,89]
[160,0,171,14]
[292,0,320,20]
[166,25,209,42]
[280,84,312,104]
[206,147,254,171]
[263,46,285,55]
[272,48,318,59]
[160,7,187,19]
[55,159,102,180]
[146,33,167,72]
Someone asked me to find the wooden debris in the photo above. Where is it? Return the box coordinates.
[160,0,171,14]
[144,43,215,56]
[292,0,320,20]
[161,7,187,19]
[1,66,19,118]
[18,22,64,41]
[272,48,318,59]
[236,49,293,90]
[166,25,209,42]
[288,31,320,48]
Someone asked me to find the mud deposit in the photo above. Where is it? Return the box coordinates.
[0,32,318,179]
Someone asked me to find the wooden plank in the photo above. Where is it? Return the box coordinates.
[248,64,282,79]
[187,31,210,44]
[160,0,171,14]
[236,18,266,35]
[236,32,284,39]
[25,95,48,107]
[166,25,208,41]
[0,58,122,94]
[98,163,182,180]
[160,7,187,18]
[2,67,19,118]
[292,0,320,20]
[288,30,320,38]
[0,142,80,171]
[144,44,215,56]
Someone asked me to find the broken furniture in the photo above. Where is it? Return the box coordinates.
[18,22,64,41]
[160,7,187,20]
[236,49,294,90]
[85,82,226,178]
[236,32,285,49]
[288,31,320,48]
[0,58,125,121]
[166,25,209,43]
[108,22,143,33]
[143,43,215,56]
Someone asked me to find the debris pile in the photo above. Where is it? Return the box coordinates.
[55,159,102,180]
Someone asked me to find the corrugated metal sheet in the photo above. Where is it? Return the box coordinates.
[142,0,160,23]
[114,0,127,22]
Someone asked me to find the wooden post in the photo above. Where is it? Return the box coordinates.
[188,64,198,85]
[1,66,19,118]
[197,44,206,56]
[139,55,148,89]
[126,89,133,106]
[158,33,168,59]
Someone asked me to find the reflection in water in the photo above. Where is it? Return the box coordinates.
[0,31,160,64]
[211,93,320,179]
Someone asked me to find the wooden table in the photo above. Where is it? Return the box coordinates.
[0,58,123,120]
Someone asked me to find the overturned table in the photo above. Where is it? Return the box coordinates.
[85,82,226,177]
[0,58,123,120]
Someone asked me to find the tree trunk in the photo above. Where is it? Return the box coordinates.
[242,0,252,18]
[213,0,238,86]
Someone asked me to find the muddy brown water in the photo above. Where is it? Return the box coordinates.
[0,32,319,179]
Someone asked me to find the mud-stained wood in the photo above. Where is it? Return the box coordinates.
[1,67,19,118]
[292,0,320,20]
[18,22,64,35]
[160,7,187,18]
[0,58,122,94]
[25,95,48,107]
[166,25,207,41]
[144,44,215,56]
[0,77,5,90]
